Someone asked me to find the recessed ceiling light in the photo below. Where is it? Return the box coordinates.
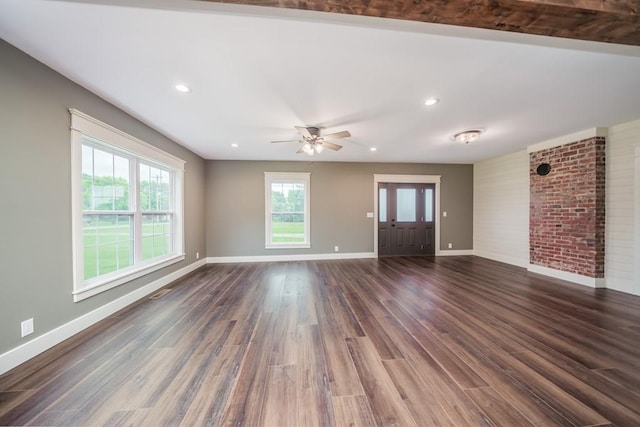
[231,143,239,148]
[370,147,377,152]
[424,97,439,106]
[175,84,190,93]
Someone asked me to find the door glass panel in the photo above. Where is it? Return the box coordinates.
[396,188,416,222]
[379,188,387,222]
[425,188,434,222]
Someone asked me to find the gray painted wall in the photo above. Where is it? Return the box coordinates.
[0,40,206,355]
[206,161,473,256]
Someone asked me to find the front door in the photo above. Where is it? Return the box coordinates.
[378,183,435,256]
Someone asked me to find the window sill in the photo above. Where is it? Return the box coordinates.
[73,253,185,302]
[265,244,311,250]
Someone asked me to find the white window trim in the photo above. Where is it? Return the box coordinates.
[265,172,311,249]
[70,109,185,302]
[635,145,640,296]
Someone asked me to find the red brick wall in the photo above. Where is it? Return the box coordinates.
[529,137,606,278]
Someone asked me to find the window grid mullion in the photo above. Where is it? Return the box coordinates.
[133,158,143,264]
[91,147,96,211]
[170,172,175,252]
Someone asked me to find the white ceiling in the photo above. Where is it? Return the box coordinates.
[2,0,640,163]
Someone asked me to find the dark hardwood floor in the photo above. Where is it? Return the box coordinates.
[1,256,640,426]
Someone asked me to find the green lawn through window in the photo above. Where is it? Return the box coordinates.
[83,220,170,279]
[272,221,305,243]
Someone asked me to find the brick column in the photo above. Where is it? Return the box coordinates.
[529,137,606,278]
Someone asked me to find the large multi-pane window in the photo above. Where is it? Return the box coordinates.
[71,109,184,301]
[265,172,310,248]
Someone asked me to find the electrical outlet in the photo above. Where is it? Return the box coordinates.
[21,318,34,337]
[448,243,453,249]
[334,245,339,252]
[196,252,200,259]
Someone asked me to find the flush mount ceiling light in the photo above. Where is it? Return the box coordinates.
[370,147,377,152]
[453,129,482,144]
[424,97,439,106]
[175,84,190,93]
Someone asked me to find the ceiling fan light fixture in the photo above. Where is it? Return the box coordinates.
[273,126,350,155]
[453,129,482,144]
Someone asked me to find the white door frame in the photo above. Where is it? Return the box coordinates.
[635,146,640,295]
[373,174,442,257]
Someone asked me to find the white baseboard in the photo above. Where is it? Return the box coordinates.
[473,249,529,268]
[437,249,474,256]
[599,277,636,295]
[0,259,206,376]
[207,250,482,263]
[527,264,606,288]
[206,252,376,264]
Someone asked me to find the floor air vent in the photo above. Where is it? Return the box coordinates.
[149,289,172,299]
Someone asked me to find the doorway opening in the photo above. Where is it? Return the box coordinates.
[373,174,441,257]
[378,183,435,256]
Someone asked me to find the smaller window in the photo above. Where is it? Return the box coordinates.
[265,172,310,249]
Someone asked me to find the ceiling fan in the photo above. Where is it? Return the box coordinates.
[271,126,351,155]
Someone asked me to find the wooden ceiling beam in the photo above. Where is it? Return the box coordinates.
[515,0,638,16]
[199,0,640,46]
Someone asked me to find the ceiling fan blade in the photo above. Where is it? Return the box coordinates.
[295,126,313,139]
[320,130,351,141]
[296,146,306,154]
[271,139,300,143]
[321,142,343,151]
